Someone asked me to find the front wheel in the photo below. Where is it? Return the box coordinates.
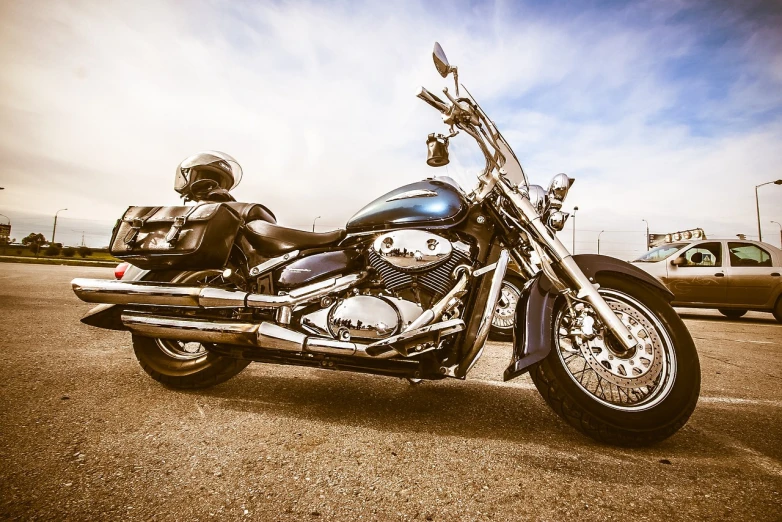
[530,274,700,446]
[132,269,250,389]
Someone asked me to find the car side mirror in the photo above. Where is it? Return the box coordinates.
[671,256,686,267]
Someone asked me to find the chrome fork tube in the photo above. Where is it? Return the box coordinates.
[498,182,637,351]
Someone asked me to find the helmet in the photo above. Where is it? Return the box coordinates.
[175,151,243,200]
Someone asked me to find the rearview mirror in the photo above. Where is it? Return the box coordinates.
[433,42,451,78]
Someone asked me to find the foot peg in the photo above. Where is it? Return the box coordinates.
[365,319,465,357]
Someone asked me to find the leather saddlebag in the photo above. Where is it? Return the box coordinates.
[109,203,242,270]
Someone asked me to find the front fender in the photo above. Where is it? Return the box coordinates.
[502,254,673,382]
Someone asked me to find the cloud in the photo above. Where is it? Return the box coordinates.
[0,0,780,254]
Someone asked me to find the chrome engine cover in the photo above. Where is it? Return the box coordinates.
[372,230,452,272]
[301,295,424,341]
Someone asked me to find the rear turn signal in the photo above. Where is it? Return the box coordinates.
[114,262,130,280]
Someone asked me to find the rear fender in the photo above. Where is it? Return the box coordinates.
[502,254,674,382]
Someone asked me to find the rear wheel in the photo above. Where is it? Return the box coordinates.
[530,274,700,446]
[773,297,782,324]
[132,270,250,389]
[719,308,747,319]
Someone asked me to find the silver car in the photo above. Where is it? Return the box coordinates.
[632,239,782,322]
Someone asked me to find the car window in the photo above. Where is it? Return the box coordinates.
[728,243,772,267]
[633,243,688,262]
[679,242,722,267]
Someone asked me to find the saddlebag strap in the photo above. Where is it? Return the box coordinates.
[164,206,198,245]
[123,206,161,246]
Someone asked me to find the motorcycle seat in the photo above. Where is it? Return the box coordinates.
[245,220,347,255]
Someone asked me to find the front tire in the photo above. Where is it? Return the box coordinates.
[132,270,250,389]
[530,274,700,446]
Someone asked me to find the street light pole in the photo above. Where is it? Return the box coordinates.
[312,215,321,232]
[755,180,782,242]
[772,221,782,249]
[597,230,605,255]
[52,208,67,245]
[641,218,649,250]
[572,206,579,253]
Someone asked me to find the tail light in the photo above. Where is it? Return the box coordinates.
[114,262,130,280]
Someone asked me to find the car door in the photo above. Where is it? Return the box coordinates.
[725,242,780,307]
[666,241,727,305]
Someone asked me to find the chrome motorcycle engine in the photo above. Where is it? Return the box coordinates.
[300,295,423,341]
[369,230,471,299]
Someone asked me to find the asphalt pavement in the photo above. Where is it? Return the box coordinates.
[1,264,780,521]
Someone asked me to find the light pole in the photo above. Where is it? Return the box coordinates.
[641,218,649,250]
[312,215,321,232]
[755,180,782,242]
[597,230,605,255]
[572,206,579,253]
[772,221,782,249]
[52,208,67,245]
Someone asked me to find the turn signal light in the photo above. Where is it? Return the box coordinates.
[114,262,130,280]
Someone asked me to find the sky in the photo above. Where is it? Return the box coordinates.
[1,0,781,257]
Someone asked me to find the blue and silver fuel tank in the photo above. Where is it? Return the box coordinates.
[346,177,469,233]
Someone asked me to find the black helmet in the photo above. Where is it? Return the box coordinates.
[175,151,243,200]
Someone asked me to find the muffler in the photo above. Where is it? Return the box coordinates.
[72,273,365,309]
[120,311,378,358]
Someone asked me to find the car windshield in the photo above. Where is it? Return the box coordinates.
[633,243,687,263]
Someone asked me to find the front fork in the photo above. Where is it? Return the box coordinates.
[497,183,638,352]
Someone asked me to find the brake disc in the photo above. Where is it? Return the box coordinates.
[576,301,664,388]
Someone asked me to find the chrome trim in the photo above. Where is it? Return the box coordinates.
[327,295,402,341]
[472,262,497,277]
[73,279,202,307]
[497,181,637,351]
[249,249,300,277]
[257,322,306,351]
[372,230,452,271]
[72,272,367,311]
[121,312,260,346]
[459,249,510,375]
[385,189,438,202]
[402,271,469,332]
[366,318,465,358]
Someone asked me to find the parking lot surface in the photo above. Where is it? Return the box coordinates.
[1,263,780,520]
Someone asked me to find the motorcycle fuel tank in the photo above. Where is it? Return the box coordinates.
[346,177,469,233]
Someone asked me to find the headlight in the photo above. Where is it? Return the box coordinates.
[527,185,547,214]
[547,173,574,210]
[548,211,569,232]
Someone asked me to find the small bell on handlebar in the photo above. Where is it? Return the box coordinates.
[426,133,450,167]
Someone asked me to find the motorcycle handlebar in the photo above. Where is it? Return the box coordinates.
[416,86,449,113]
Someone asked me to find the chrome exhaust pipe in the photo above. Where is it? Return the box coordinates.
[73,273,365,309]
[120,312,376,358]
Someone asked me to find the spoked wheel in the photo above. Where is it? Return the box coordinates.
[530,274,700,446]
[132,269,250,389]
[489,276,523,342]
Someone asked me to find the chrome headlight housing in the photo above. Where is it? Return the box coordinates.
[547,173,574,210]
[527,185,548,215]
[547,211,569,232]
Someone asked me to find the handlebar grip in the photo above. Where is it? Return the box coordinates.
[416,86,449,113]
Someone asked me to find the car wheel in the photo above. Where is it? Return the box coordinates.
[773,297,782,324]
[718,308,747,319]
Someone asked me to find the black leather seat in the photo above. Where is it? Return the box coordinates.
[245,220,347,255]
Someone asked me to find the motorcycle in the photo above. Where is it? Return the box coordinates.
[72,43,700,446]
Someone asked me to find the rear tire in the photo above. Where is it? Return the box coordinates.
[132,270,250,389]
[719,308,747,319]
[530,274,700,446]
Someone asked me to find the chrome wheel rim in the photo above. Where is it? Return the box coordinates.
[154,269,226,361]
[555,289,677,412]
[492,281,521,332]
